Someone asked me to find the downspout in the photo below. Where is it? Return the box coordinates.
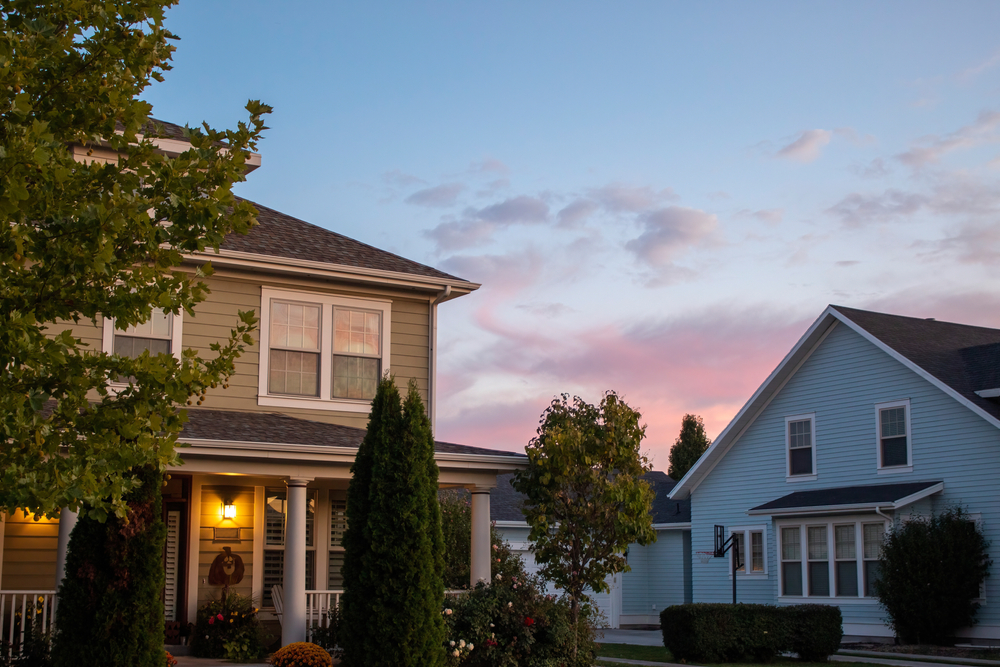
[428,286,451,432]
[875,505,893,527]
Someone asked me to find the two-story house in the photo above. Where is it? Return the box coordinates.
[669,305,1000,641]
[0,120,527,647]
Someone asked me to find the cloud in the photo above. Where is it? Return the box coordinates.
[625,206,719,266]
[959,50,1000,82]
[382,169,425,188]
[936,223,1000,264]
[827,189,928,227]
[736,208,784,225]
[895,110,1000,167]
[516,301,574,318]
[476,196,549,224]
[588,184,677,212]
[833,127,876,146]
[835,260,861,267]
[439,251,545,296]
[405,183,464,207]
[422,196,550,251]
[468,158,510,175]
[422,220,496,252]
[850,158,890,179]
[557,199,599,227]
[707,191,730,201]
[776,129,833,163]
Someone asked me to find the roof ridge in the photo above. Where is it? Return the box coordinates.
[831,304,1000,335]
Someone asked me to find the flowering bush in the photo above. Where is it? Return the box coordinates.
[164,650,178,667]
[442,544,595,667]
[268,642,332,667]
[190,592,265,661]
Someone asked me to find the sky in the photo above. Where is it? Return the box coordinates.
[146,1,1000,468]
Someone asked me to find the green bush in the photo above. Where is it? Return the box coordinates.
[660,603,842,663]
[309,605,343,660]
[189,592,265,661]
[0,604,51,667]
[874,507,991,644]
[440,490,472,588]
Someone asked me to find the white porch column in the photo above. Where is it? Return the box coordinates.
[282,477,310,647]
[470,488,492,587]
[55,507,78,589]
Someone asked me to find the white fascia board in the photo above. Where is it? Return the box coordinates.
[669,307,841,500]
[179,437,527,468]
[975,388,1000,398]
[829,309,1000,432]
[183,249,480,295]
[100,130,263,173]
[891,482,944,509]
[652,522,692,530]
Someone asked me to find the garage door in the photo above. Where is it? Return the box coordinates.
[513,547,621,629]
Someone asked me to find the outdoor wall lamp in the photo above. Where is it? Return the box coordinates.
[222,501,237,520]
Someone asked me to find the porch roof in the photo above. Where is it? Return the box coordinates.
[181,408,526,459]
[746,480,943,516]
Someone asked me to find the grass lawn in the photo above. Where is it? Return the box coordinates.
[595,645,890,667]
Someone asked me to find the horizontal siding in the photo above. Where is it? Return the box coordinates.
[621,530,688,615]
[691,322,1000,631]
[197,485,256,607]
[2,511,59,590]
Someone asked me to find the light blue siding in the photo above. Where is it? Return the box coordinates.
[691,321,1000,636]
[621,529,689,616]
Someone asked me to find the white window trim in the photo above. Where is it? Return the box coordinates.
[777,515,891,601]
[875,399,913,474]
[102,311,185,387]
[257,287,392,413]
[729,524,768,578]
[785,413,817,482]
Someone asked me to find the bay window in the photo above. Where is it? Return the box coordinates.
[779,517,889,599]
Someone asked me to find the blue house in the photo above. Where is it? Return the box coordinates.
[492,471,691,628]
[669,305,1000,641]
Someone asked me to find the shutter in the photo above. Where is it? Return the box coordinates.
[164,510,181,622]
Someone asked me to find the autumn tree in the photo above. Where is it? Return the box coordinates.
[667,414,711,481]
[0,0,268,521]
[513,392,655,659]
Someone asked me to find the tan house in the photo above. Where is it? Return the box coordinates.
[0,122,527,647]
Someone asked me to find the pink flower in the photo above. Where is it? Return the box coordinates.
[524,617,535,627]
[216,613,224,621]
[208,617,214,625]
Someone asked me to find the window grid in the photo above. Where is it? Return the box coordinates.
[781,526,802,596]
[879,406,908,467]
[786,415,815,477]
[779,519,888,599]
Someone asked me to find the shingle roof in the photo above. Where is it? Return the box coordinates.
[216,198,467,282]
[833,306,1000,421]
[181,408,525,458]
[488,470,691,524]
[749,480,942,514]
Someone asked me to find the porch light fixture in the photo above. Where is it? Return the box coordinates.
[222,501,237,520]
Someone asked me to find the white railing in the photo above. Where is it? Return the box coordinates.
[306,589,342,636]
[0,591,56,655]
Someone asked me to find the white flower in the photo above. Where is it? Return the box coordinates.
[492,544,498,550]
[507,602,513,608]
[489,623,494,628]
[444,608,453,616]
[495,574,502,581]
[452,649,460,657]
[459,640,466,648]
[449,640,455,646]
[468,644,474,650]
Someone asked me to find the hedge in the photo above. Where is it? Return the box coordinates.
[660,603,842,663]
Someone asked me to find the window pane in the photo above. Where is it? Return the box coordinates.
[263,550,283,607]
[269,350,320,396]
[782,527,800,561]
[881,407,906,438]
[306,550,316,591]
[333,355,379,400]
[334,308,380,356]
[271,301,320,350]
[808,561,830,596]
[882,436,908,467]
[835,525,856,559]
[751,532,764,572]
[789,419,811,448]
[328,552,345,590]
[864,560,881,597]
[790,447,813,475]
[306,494,316,548]
[733,532,745,571]
[114,335,171,359]
[808,527,828,560]
[836,560,859,597]
[330,499,347,548]
[121,308,172,339]
[266,491,286,546]
[782,562,802,596]
[863,523,885,560]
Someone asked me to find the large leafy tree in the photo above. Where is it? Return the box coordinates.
[0,0,268,521]
[667,413,711,481]
[341,378,446,667]
[513,391,656,658]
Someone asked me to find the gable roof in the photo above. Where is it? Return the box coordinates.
[670,305,1000,500]
[489,470,691,525]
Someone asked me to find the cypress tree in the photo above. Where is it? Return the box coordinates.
[52,466,166,667]
[341,377,401,665]
[341,378,445,667]
[667,414,711,481]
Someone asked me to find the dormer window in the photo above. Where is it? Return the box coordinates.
[785,414,816,480]
[876,399,912,472]
[258,287,391,413]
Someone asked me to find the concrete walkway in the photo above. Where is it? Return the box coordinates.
[173,656,270,667]
[597,629,663,646]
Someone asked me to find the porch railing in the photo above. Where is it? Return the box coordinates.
[305,589,342,635]
[1,591,56,655]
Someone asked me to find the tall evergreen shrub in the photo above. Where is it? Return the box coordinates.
[341,379,445,667]
[52,466,166,667]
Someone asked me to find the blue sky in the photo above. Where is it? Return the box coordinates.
[147,1,1000,466]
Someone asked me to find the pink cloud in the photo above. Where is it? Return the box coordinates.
[895,110,1000,167]
[776,129,832,163]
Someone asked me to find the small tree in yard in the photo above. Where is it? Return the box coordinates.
[667,414,711,481]
[341,378,446,667]
[875,506,991,645]
[513,391,656,659]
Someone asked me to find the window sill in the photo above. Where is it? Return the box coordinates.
[258,393,372,414]
[728,573,768,579]
[786,474,817,483]
[877,465,913,475]
[777,596,878,605]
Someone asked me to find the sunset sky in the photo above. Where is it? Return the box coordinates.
[148,1,1000,468]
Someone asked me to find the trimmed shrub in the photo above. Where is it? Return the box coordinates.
[874,506,991,644]
[52,466,165,667]
[190,591,265,661]
[660,603,842,663]
[269,641,333,667]
[440,490,472,588]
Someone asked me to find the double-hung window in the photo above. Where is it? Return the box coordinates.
[730,526,767,576]
[862,522,884,596]
[103,308,184,383]
[779,518,889,599]
[786,414,816,479]
[258,288,391,412]
[876,400,912,471]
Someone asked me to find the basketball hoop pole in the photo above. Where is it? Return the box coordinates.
[714,524,742,604]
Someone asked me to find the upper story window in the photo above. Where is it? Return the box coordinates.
[875,399,912,473]
[102,308,184,383]
[258,288,391,413]
[785,414,816,480]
